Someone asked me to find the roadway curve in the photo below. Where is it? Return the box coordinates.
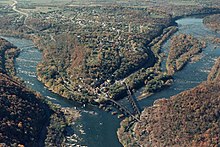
[11,0,36,31]
[12,0,28,17]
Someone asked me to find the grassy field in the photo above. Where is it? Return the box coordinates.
[168,0,197,5]
[1,0,218,7]
[0,0,13,5]
[17,0,72,5]
[20,6,60,13]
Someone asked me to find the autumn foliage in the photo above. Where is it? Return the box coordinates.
[166,34,206,75]
[0,73,50,146]
[118,58,220,147]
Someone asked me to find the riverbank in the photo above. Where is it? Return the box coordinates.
[117,57,220,147]
[1,1,220,146]
[1,0,220,105]
[34,11,220,105]
[0,38,20,76]
[208,58,220,82]
[0,37,80,146]
[35,22,178,104]
[0,15,207,107]
[203,14,220,32]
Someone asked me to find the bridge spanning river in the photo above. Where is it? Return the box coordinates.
[4,16,220,147]
[105,82,142,122]
[124,83,141,115]
[108,99,141,122]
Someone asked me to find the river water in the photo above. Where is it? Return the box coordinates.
[137,18,220,108]
[2,17,220,147]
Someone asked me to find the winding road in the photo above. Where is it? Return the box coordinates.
[11,0,36,31]
[4,3,220,146]
[11,0,28,17]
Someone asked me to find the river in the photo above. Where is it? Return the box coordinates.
[137,17,220,108]
[1,17,220,147]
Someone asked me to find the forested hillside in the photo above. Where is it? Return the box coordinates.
[0,39,66,146]
[118,58,220,147]
[0,0,219,103]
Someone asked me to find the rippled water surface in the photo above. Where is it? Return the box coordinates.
[2,37,122,147]
[2,17,220,147]
[139,18,220,107]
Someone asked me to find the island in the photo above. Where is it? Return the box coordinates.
[166,34,206,75]
[117,57,220,147]
[0,0,220,146]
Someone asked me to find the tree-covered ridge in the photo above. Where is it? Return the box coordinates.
[117,58,220,147]
[0,73,50,146]
[0,39,67,147]
[0,38,20,76]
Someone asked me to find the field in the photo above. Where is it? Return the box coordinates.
[17,0,72,5]
[0,0,12,5]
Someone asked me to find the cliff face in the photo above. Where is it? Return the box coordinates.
[118,58,220,147]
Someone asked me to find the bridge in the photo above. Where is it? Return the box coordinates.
[108,99,141,122]
[103,82,142,122]
[58,74,142,122]
[124,83,141,115]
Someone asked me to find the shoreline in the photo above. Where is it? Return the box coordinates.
[0,2,219,146]
[0,36,81,146]
[0,5,219,105]
[1,12,217,106]
[117,57,220,146]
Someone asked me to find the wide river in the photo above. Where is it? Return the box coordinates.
[2,17,220,147]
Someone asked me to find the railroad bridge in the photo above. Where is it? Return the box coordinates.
[124,82,141,115]
[106,82,142,122]
[108,99,141,122]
